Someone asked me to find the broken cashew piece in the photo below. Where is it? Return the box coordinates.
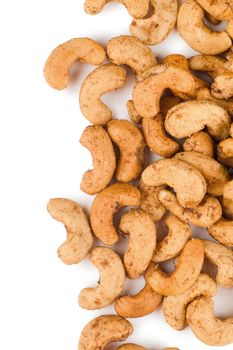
[211,73,233,100]
[47,198,93,265]
[163,273,217,330]
[80,126,116,194]
[222,180,233,219]
[139,182,166,222]
[148,239,204,296]
[196,0,233,20]
[218,137,233,167]
[183,131,214,158]
[78,247,125,309]
[90,183,141,245]
[44,38,106,90]
[80,64,126,125]
[208,219,233,246]
[196,87,233,116]
[78,315,133,350]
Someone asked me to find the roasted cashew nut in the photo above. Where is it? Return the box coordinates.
[44,38,106,90]
[196,0,233,20]
[183,131,214,158]
[189,54,228,78]
[127,100,142,124]
[90,183,141,245]
[211,73,233,99]
[139,182,166,222]
[80,126,116,194]
[208,219,233,246]
[222,180,233,219]
[79,64,126,125]
[196,87,233,117]
[78,247,125,309]
[47,198,93,265]
[218,137,233,167]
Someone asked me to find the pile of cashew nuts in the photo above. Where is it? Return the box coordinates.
[44,0,233,349]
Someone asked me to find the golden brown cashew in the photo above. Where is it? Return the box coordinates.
[187,297,233,346]
[218,137,233,167]
[152,215,191,263]
[163,273,217,330]
[44,38,106,90]
[165,101,231,141]
[160,95,181,116]
[107,120,145,182]
[130,0,178,46]
[196,0,233,20]
[158,190,222,227]
[139,182,166,222]
[90,183,141,245]
[127,100,142,124]
[183,131,214,158]
[79,247,125,309]
[204,240,233,287]
[142,159,207,208]
[80,126,116,194]
[115,263,162,318]
[148,239,204,296]
[119,209,156,279]
[133,65,195,118]
[47,198,93,265]
[189,54,227,78]
[208,219,233,246]
[211,73,233,99]
[79,64,126,125]
[78,315,133,350]
[177,0,232,54]
[196,87,233,116]
[222,180,233,219]
[142,114,179,158]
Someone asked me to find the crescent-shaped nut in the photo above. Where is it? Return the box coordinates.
[107,120,145,182]
[152,215,191,263]
[208,219,233,246]
[196,87,233,116]
[187,297,233,346]
[78,247,125,309]
[139,182,166,222]
[90,183,141,245]
[177,0,232,55]
[47,198,93,265]
[119,209,157,279]
[44,38,106,90]
[204,240,233,287]
[142,113,179,158]
[78,315,133,350]
[218,137,233,167]
[142,159,207,208]
[158,190,222,227]
[189,54,227,78]
[160,95,181,116]
[79,64,126,125]
[211,73,233,99]
[130,0,178,46]
[80,126,116,195]
[165,101,231,141]
[196,0,233,20]
[115,263,162,318]
[222,180,233,219]
[148,239,204,296]
[107,36,157,76]
[183,131,214,158]
[133,65,195,118]
[163,273,217,330]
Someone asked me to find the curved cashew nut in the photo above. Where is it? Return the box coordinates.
[44,38,106,90]
[160,95,181,116]
[79,247,125,309]
[187,297,233,346]
[47,198,93,265]
[211,73,233,99]
[152,215,191,263]
[142,158,207,208]
[196,87,233,116]
[218,137,233,167]
[90,183,141,245]
[165,101,231,141]
[196,0,233,20]
[189,54,227,78]
[79,64,126,125]
[142,113,179,158]
[222,180,233,219]
[148,239,204,296]
[204,240,233,287]
[163,273,217,330]
[177,0,232,55]
[115,263,162,318]
[183,131,214,158]
[119,209,156,279]
[80,126,116,194]
[139,182,166,222]
[158,189,222,227]
[78,315,133,350]
[208,219,233,246]
[107,120,145,182]
[130,0,178,46]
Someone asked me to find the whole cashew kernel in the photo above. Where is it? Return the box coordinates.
[208,219,233,246]
[139,182,166,222]
[218,137,233,167]
[183,131,214,158]
[196,87,233,116]
[211,73,233,99]
[189,54,227,78]
[222,180,233,219]
[196,0,233,20]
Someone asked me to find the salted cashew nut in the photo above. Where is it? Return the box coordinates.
[222,180,233,219]
[44,38,106,90]
[79,247,125,309]
[165,101,231,141]
[80,126,116,194]
[142,158,207,208]
[183,131,214,158]
[78,315,133,350]
[79,64,126,125]
[139,182,166,222]
[160,95,181,116]
[148,239,204,296]
[218,137,233,167]
[196,0,233,20]
[129,0,178,46]
[90,183,141,245]
[208,219,233,246]
[189,54,228,78]
[163,273,217,330]
[119,209,156,279]
[211,73,233,99]
[187,297,233,346]
[127,100,142,124]
[47,198,93,265]
[196,87,233,116]
[152,215,191,263]
[107,120,145,182]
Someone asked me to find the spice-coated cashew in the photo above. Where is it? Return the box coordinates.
[196,88,233,116]
[218,136,233,167]
[208,219,233,246]
[139,182,166,222]
[183,131,214,158]
[196,0,233,21]
[189,54,228,78]
[211,73,233,99]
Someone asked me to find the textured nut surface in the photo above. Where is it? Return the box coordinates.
[196,87,233,116]
[183,131,214,158]
[218,137,233,167]
[211,74,233,100]
[208,219,233,246]
[222,180,233,219]
[139,182,166,222]
[127,100,142,124]
[196,0,233,20]
[189,54,227,78]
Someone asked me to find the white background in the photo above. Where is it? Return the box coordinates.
[0,1,233,349]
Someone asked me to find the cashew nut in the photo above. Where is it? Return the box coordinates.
[127,100,142,124]
[139,182,166,222]
[211,73,233,99]
[196,87,233,116]
[47,198,93,265]
[196,0,233,20]
[218,137,233,167]
[183,131,214,158]
[227,19,233,38]
[189,54,227,79]
[208,219,233,246]
[222,180,233,219]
